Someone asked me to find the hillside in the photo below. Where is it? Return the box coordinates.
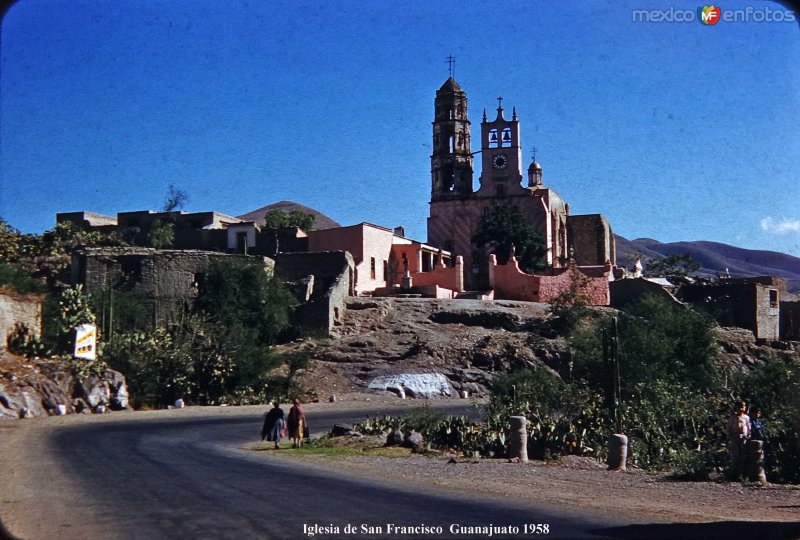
[283,297,797,401]
[237,200,341,230]
[616,235,800,293]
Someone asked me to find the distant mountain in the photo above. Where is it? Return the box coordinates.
[615,235,800,294]
[237,201,341,230]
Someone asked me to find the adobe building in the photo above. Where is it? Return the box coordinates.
[71,246,356,335]
[71,247,268,329]
[307,223,462,297]
[426,77,615,290]
[681,276,784,341]
[57,210,309,256]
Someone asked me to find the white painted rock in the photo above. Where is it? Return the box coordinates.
[368,373,452,398]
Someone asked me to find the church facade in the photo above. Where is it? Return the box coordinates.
[427,77,615,290]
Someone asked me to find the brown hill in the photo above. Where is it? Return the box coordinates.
[237,201,341,230]
[615,235,800,294]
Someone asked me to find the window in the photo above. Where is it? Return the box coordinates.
[193,272,206,293]
[449,135,455,154]
[769,289,778,308]
[370,257,376,280]
[422,252,432,272]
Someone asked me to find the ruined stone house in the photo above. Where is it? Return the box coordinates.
[677,276,784,341]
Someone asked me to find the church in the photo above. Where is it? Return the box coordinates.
[57,75,619,316]
[426,76,616,291]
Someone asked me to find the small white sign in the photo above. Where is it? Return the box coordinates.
[74,324,97,360]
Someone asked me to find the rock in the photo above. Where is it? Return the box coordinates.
[403,430,424,450]
[82,377,110,409]
[72,398,89,414]
[386,430,404,446]
[330,423,361,437]
[78,369,129,410]
[368,373,452,399]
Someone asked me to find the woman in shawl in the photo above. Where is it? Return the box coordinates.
[261,401,285,448]
[287,398,308,448]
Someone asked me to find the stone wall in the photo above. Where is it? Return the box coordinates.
[0,290,42,353]
[567,214,616,267]
[275,251,355,334]
[73,247,273,329]
[488,255,610,305]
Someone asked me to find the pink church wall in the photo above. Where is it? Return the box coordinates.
[488,254,610,305]
[410,255,464,292]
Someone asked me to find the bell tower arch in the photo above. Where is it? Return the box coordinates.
[430,77,473,201]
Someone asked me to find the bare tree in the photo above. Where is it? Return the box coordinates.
[163,184,189,212]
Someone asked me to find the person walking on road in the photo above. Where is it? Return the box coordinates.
[287,398,308,448]
[261,401,285,449]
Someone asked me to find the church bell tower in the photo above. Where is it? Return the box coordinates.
[477,98,523,197]
[430,77,473,201]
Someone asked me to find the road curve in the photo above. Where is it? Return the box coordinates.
[1,404,624,539]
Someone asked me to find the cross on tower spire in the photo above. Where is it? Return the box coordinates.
[531,146,537,162]
[497,96,503,110]
[445,55,456,78]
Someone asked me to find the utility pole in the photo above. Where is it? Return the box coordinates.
[605,316,627,470]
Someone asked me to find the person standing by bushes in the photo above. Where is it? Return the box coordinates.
[261,402,285,449]
[287,399,308,448]
[750,407,766,442]
[727,400,750,480]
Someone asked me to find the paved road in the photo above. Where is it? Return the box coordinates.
[2,404,626,539]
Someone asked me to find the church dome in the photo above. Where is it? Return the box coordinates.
[528,160,542,171]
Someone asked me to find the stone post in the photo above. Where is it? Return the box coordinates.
[509,416,528,463]
[745,439,767,484]
[607,434,628,471]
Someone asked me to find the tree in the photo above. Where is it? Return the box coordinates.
[645,254,700,278]
[263,209,316,232]
[472,205,548,273]
[163,184,189,212]
[106,257,299,407]
[569,294,717,392]
[146,220,175,249]
[195,257,297,347]
[0,218,21,263]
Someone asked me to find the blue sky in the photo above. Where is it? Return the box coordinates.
[2,0,799,258]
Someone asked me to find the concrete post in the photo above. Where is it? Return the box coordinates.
[607,434,628,471]
[745,439,767,484]
[509,416,528,463]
